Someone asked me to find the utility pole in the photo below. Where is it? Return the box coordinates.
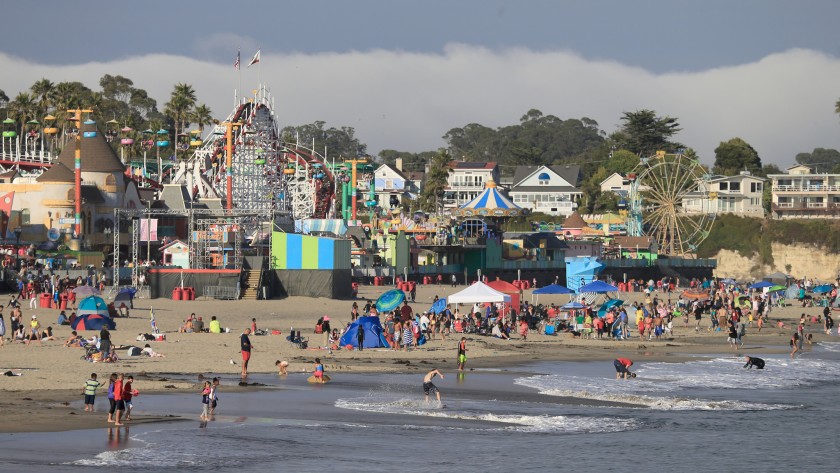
[66,108,94,238]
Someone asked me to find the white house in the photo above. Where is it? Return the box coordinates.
[509,165,582,216]
[442,162,500,209]
[599,172,631,197]
[769,164,840,219]
[682,171,766,217]
[371,163,412,209]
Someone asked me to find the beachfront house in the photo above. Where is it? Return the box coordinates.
[442,161,500,209]
[682,171,766,217]
[509,165,582,217]
[768,164,840,219]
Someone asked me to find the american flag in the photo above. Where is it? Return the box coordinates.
[234,50,240,70]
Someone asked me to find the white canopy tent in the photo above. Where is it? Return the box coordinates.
[448,282,511,304]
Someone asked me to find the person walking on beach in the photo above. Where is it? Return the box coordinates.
[123,375,135,421]
[614,358,636,379]
[790,332,801,359]
[83,373,101,411]
[106,373,117,423]
[457,337,467,371]
[0,310,5,347]
[113,373,126,426]
[209,377,219,416]
[240,328,252,377]
[200,381,211,420]
[423,369,444,403]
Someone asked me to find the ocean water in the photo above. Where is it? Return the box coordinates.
[3,344,840,472]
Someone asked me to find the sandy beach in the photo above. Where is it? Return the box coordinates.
[0,283,826,433]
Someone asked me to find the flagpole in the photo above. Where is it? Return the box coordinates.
[238,48,242,104]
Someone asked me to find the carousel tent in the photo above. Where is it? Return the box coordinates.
[448,282,511,304]
[453,180,522,217]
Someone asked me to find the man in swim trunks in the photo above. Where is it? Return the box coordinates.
[457,337,467,371]
[614,358,636,379]
[743,356,765,369]
[423,369,444,402]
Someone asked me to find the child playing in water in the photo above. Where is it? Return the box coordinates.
[313,358,326,383]
[275,360,289,375]
[200,381,211,419]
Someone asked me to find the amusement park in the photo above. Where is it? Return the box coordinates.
[0,80,721,303]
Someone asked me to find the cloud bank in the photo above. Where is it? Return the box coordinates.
[1,45,838,166]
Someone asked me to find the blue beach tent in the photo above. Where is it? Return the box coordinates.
[339,316,389,349]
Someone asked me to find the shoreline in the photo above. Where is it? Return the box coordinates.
[0,284,828,434]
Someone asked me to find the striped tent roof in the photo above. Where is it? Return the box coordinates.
[453,180,522,217]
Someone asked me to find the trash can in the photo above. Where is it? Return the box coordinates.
[59,293,69,310]
[39,293,52,309]
[172,287,183,300]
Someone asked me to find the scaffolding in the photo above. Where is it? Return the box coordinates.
[112,208,274,292]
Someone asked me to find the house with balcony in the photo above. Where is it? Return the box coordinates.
[769,164,840,219]
[508,165,582,216]
[442,162,500,209]
[682,171,766,217]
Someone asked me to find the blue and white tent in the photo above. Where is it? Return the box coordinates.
[453,180,522,217]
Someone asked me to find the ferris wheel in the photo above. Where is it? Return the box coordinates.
[627,151,716,256]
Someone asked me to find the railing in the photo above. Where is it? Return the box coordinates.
[773,185,840,192]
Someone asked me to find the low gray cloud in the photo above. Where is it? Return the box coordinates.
[1,45,838,166]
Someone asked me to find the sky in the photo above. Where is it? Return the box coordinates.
[1,0,839,167]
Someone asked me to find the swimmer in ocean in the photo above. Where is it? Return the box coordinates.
[743,356,765,369]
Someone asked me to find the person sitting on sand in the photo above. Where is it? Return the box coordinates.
[208,316,221,334]
[64,330,83,347]
[491,321,509,340]
[275,360,289,375]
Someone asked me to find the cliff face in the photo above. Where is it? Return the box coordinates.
[712,243,840,281]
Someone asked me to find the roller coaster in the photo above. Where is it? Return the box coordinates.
[171,85,335,219]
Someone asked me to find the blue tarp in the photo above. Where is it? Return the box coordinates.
[577,281,619,293]
[339,316,390,349]
[748,281,774,289]
[428,298,447,315]
[533,284,574,295]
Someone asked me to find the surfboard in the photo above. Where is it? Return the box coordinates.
[307,375,331,384]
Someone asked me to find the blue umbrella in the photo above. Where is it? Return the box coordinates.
[748,281,774,289]
[812,284,833,294]
[533,284,574,295]
[376,289,406,312]
[428,298,447,315]
[597,299,625,316]
[578,281,619,293]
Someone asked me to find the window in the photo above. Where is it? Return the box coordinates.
[20,208,30,225]
[729,182,740,191]
[719,182,728,191]
[750,182,762,192]
[538,172,550,185]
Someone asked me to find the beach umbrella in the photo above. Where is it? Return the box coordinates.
[721,278,737,285]
[748,281,774,289]
[681,289,710,300]
[767,285,787,293]
[577,281,619,293]
[597,299,624,317]
[376,289,406,312]
[71,313,116,331]
[428,298,447,315]
[812,284,833,294]
[73,285,101,298]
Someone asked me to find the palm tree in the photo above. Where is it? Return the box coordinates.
[164,83,197,159]
[191,104,213,134]
[30,78,55,116]
[8,92,37,134]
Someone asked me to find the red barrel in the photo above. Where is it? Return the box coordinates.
[172,287,183,300]
[185,287,195,300]
[59,294,68,310]
[522,280,530,289]
[513,280,522,289]
[39,293,52,309]
[373,277,381,286]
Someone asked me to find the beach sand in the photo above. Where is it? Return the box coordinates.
[0,283,826,432]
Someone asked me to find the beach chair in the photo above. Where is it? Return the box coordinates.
[286,331,308,349]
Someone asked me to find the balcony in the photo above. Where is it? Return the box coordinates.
[773,184,840,192]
